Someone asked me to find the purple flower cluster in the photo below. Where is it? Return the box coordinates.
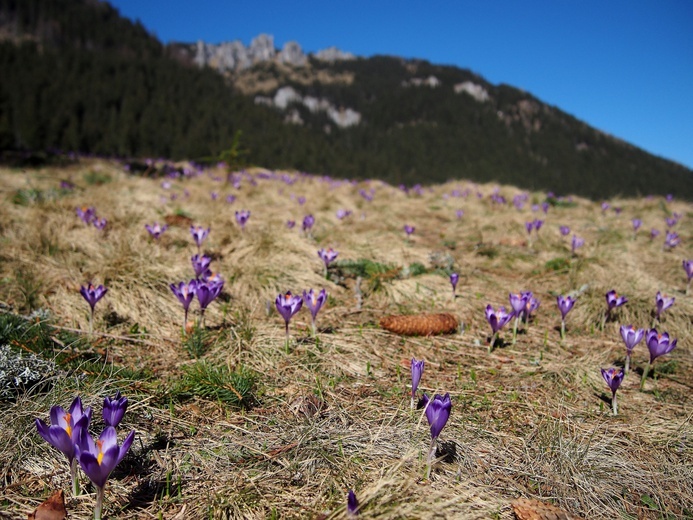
[36,394,134,519]
[171,250,225,331]
[76,206,107,230]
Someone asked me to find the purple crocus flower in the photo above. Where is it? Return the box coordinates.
[210,191,218,200]
[620,325,644,374]
[664,231,680,249]
[641,328,677,390]
[336,209,352,220]
[93,218,107,231]
[571,235,584,254]
[145,222,168,240]
[455,209,464,219]
[422,393,452,479]
[302,288,327,335]
[556,295,576,339]
[601,367,625,415]
[525,221,534,234]
[235,210,250,230]
[557,295,576,319]
[410,358,425,408]
[170,279,197,331]
[190,225,210,251]
[195,276,224,319]
[450,273,459,298]
[102,391,128,428]
[35,396,92,496]
[347,489,359,517]
[80,283,108,335]
[683,260,693,295]
[665,216,677,228]
[654,291,675,321]
[559,225,570,236]
[521,291,540,322]
[81,284,108,312]
[632,218,642,233]
[650,228,660,241]
[276,291,303,349]
[302,214,315,232]
[191,254,212,279]
[404,224,415,237]
[509,292,530,343]
[286,219,296,229]
[75,426,135,520]
[541,201,550,213]
[318,248,338,268]
[645,329,678,364]
[485,304,512,335]
[604,290,627,326]
[509,293,529,316]
[225,194,236,204]
[76,206,96,225]
[601,202,610,213]
[423,393,452,440]
[533,219,544,232]
[359,188,374,201]
[485,304,512,352]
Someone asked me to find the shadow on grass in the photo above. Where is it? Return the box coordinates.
[118,434,186,513]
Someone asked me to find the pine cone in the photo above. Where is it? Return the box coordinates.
[511,498,585,520]
[379,313,458,336]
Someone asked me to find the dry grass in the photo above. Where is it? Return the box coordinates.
[0,159,691,519]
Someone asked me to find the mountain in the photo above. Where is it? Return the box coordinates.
[1,0,691,199]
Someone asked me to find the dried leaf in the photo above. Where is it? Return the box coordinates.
[28,490,67,520]
[511,498,584,520]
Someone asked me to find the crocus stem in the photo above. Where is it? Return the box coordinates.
[285,323,290,354]
[311,317,316,338]
[600,312,607,331]
[560,320,565,340]
[488,332,497,354]
[640,361,651,391]
[512,316,519,344]
[183,309,188,336]
[426,438,437,480]
[687,280,690,296]
[94,485,105,520]
[70,457,80,496]
[89,308,94,336]
[612,391,618,415]
[625,354,630,375]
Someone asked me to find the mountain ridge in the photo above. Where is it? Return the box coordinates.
[1,0,691,199]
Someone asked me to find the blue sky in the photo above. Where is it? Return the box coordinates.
[110,0,693,169]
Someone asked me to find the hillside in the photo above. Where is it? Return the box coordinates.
[1,0,692,199]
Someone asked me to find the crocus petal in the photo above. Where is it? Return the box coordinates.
[78,452,108,489]
[117,430,136,465]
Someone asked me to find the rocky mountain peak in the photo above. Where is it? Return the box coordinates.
[193,34,355,72]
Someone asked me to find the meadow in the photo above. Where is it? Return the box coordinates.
[0,158,690,519]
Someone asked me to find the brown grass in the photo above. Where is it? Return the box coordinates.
[0,159,691,519]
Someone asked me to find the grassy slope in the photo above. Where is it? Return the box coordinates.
[0,159,691,519]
